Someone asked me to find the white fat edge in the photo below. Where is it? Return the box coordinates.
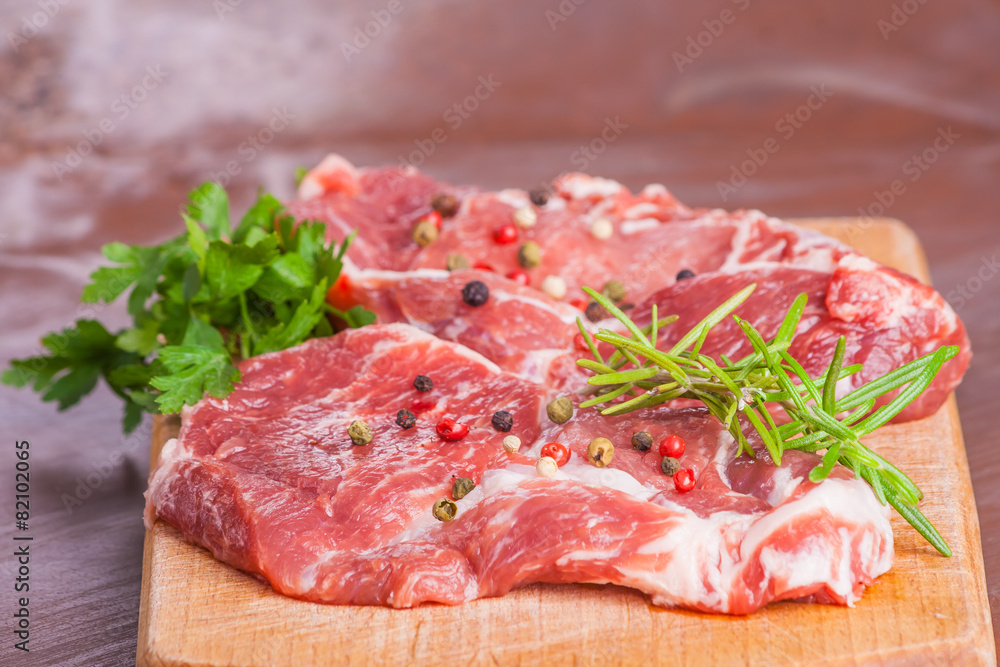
[622,202,661,219]
[495,189,532,210]
[296,153,359,200]
[542,196,566,211]
[620,218,661,236]
[765,466,802,507]
[739,477,892,598]
[640,183,670,200]
[557,174,625,200]
[515,348,573,385]
[622,508,758,613]
[352,267,451,285]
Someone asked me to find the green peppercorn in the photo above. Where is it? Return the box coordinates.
[631,431,653,452]
[587,437,615,468]
[412,219,438,247]
[431,192,460,218]
[446,253,470,271]
[660,456,680,477]
[452,477,475,500]
[517,241,542,269]
[432,498,458,521]
[396,409,416,429]
[546,396,574,424]
[348,420,373,446]
[602,280,627,303]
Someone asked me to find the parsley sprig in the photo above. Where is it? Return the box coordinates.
[2,182,374,433]
[576,284,957,556]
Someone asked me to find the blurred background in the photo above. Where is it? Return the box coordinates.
[1,1,998,664]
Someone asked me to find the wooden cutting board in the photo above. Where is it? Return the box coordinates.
[136,218,995,667]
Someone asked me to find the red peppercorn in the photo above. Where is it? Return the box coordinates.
[493,224,518,244]
[658,434,685,459]
[473,262,495,272]
[421,210,443,230]
[436,418,470,441]
[568,298,588,311]
[506,269,530,286]
[540,442,571,466]
[573,333,590,352]
[674,468,696,492]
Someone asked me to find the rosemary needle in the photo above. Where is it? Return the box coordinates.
[576,284,957,556]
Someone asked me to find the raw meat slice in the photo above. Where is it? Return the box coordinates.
[325,267,585,386]
[145,323,893,613]
[626,261,971,423]
[292,154,853,305]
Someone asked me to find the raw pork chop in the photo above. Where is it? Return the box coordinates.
[145,323,892,613]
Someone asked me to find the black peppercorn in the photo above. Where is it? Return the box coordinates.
[413,375,433,392]
[431,192,460,218]
[396,409,416,429]
[631,431,653,452]
[676,268,696,281]
[660,456,681,477]
[529,188,549,206]
[461,280,490,307]
[491,410,513,432]
[585,301,609,322]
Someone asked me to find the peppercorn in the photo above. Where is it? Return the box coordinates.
[658,434,685,459]
[674,468,696,492]
[491,410,513,432]
[436,418,470,441]
[502,435,522,453]
[517,241,542,269]
[587,437,615,468]
[590,218,614,240]
[452,477,475,500]
[432,498,458,521]
[431,192,460,218]
[412,219,438,247]
[602,280,627,303]
[676,268,696,281]
[446,253,470,271]
[396,409,416,429]
[536,456,559,478]
[660,456,681,477]
[546,396,574,424]
[348,420,373,446]
[631,431,653,452]
[540,275,567,300]
[585,301,609,323]
[529,188,549,206]
[512,206,537,229]
[494,224,518,244]
[413,374,433,392]
[461,280,490,307]
[540,442,571,466]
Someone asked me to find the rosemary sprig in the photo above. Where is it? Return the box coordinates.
[576,284,958,556]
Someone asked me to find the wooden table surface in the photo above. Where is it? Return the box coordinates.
[1,2,997,665]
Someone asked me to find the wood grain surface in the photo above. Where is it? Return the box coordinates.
[136,219,995,667]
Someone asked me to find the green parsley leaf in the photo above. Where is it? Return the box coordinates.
[150,347,241,413]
